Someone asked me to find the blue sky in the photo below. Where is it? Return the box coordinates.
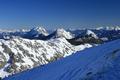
[0,0,120,29]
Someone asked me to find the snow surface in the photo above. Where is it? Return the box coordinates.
[0,64,10,78]
[3,39,120,80]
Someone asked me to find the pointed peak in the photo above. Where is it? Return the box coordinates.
[86,29,98,39]
[54,28,73,39]
[30,27,49,36]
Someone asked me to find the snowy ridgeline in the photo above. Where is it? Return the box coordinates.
[0,37,92,78]
[0,27,120,79]
[0,27,120,42]
[3,39,120,80]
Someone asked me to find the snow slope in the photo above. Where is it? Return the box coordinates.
[0,37,92,78]
[3,39,120,80]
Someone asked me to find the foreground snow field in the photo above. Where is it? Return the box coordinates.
[3,39,120,80]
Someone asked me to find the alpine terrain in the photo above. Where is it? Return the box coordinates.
[3,38,120,80]
[0,27,120,80]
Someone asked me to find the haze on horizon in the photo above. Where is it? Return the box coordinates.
[0,0,120,30]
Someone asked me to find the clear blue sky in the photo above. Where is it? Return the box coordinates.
[0,0,120,29]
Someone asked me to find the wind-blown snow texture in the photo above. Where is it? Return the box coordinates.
[3,39,120,80]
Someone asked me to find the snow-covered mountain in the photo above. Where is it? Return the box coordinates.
[55,28,73,39]
[45,28,74,40]
[30,27,48,36]
[86,30,98,39]
[92,29,120,42]
[1,27,120,79]
[69,28,120,43]
[66,29,103,45]
[0,27,120,42]
[73,29,99,39]
[0,37,92,78]
[0,27,49,40]
[3,39,120,80]
[27,27,49,38]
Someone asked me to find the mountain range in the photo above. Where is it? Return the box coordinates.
[3,37,120,80]
[0,26,120,79]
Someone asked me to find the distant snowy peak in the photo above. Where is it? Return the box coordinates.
[96,26,120,30]
[55,28,73,39]
[29,27,49,36]
[86,30,98,39]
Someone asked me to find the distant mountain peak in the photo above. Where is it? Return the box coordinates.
[55,28,73,39]
[30,27,49,36]
[86,30,98,39]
